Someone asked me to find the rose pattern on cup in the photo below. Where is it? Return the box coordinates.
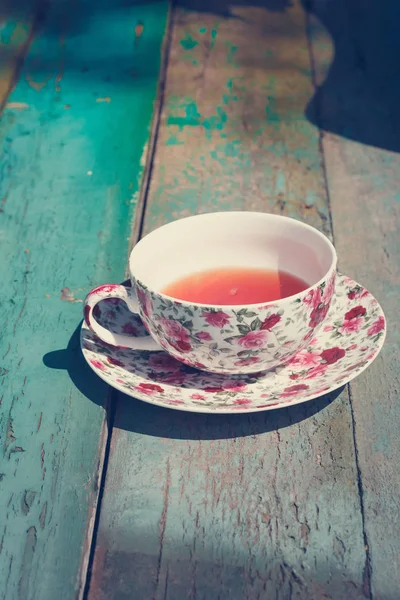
[132,269,336,374]
[81,274,386,413]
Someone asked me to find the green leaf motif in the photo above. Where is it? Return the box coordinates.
[237,324,251,335]
[237,350,252,357]
[224,335,240,345]
[244,311,258,318]
[250,317,263,331]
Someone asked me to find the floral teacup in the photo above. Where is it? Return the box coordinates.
[84,212,337,374]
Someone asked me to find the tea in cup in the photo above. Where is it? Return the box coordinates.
[84,212,337,374]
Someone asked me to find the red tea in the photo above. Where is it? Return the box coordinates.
[162,267,309,305]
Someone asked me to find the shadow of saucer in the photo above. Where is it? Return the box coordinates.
[111,384,344,440]
[43,317,344,441]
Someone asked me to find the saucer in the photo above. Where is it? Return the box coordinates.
[81,273,386,413]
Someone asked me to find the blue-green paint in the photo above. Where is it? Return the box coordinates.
[0,2,168,599]
[266,95,280,123]
[225,42,238,66]
[167,101,227,140]
[165,135,184,146]
[180,35,199,50]
[199,27,207,34]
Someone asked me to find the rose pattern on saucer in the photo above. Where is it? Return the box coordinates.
[130,270,336,374]
[81,273,386,414]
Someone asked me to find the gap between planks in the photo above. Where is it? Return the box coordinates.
[305,6,372,598]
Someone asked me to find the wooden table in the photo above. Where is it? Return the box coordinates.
[1,1,399,599]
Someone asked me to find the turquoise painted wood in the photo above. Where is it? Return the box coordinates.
[88,3,369,598]
[0,1,168,598]
[309,1,400,597]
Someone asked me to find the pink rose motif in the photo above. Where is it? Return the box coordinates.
[324,273,335,300]
[261,314,281,330]
[84,305,92,327]
[302,330,315,344]
[223,380,247,392]
[323,324,334,332]
[304,287,323,309]
[204,386,224,393]
[233,398,252,406]
[202,311,231,327]
[159,318,190,342]
[320,347,346,364]
[348,344,358,351]
[305,364,328,379]
[303,288,317,306]
[159,318,192,353]
[158,372,186,385]
[289,373,299,380]
[116,378,127,385]
[107,357,125,367]
[309,303,330,328]
[339,317,363,335]
[190,361,206,369]
[122,322,139,335]
[281,383,309,397]
[137,287,153,318]
[367,316,385,336]
[168,339,192,353]
[234,357,260,367]
[345,305,367,321]
[238,331,267,349]
[149,353,181,372]
[196,331,213,341]
[190,393,205,401]
[94,284,119,295]
[136,382,164,395]
[90,359,107,371]
[289,350,321,368]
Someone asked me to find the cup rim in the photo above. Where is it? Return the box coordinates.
[130,212,337,310]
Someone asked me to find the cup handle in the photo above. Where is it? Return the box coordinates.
[83,284,160,351]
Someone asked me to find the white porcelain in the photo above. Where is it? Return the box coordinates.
[84,212,337,374]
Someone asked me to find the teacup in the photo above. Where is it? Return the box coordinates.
[84,212,337,374]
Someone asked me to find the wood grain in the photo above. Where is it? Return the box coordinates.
[309,1,400,597]
[0,1,168,598]
[88,3,369,598]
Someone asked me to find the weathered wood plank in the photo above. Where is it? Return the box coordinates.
[0,1,168,598]
[309,1,400,597]
[89,3,369,598]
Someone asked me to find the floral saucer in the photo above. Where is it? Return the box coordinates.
[81,274,386,413]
